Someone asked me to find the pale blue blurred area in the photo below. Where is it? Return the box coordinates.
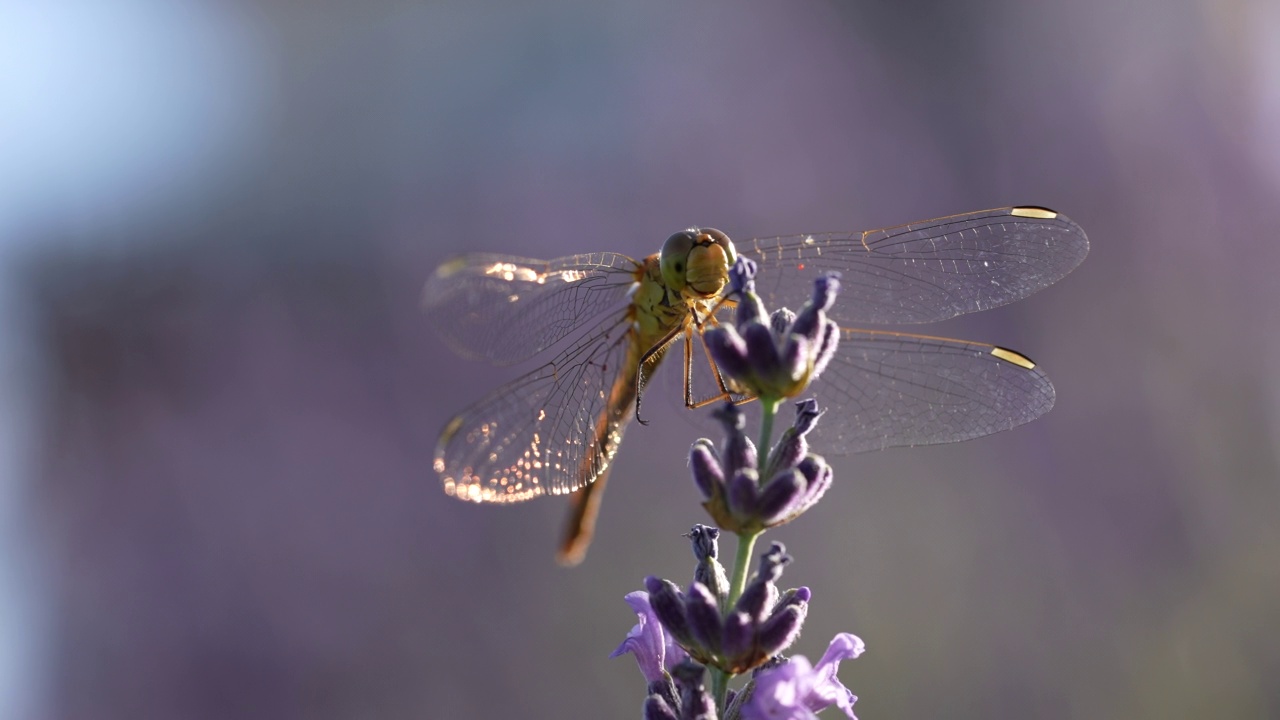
[0,0,267,717]
[3,1,1280,719]
[0,0,268,247]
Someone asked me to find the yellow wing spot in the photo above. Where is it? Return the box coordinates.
[1009,206,1057,219]
[990,346,1036,369]
[537,409,546,421]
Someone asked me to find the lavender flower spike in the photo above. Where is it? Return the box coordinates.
[704,259,842,403]
[698,397,833,533]
[741,633,866,720]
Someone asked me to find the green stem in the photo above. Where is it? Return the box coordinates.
[710,667,728,714]
[758,398,780,470]
[727,530,760,610]
[712,530,760,713]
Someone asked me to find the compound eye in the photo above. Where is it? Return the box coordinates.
[700,228,736,266]
[660,230,697,291]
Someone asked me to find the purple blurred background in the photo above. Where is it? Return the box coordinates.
[3,1,1279,718]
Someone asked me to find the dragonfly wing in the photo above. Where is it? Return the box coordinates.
[810,329,1056,454]
[738,207,1089,325]
[435,312,637,502]
[422,251,641,365]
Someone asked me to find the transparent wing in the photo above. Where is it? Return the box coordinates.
[807,329,1056,454]
[434,312,639,503]
[737,207,1089,325]
[422,251,642,366]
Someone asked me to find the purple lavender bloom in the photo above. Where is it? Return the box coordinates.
[727,255,766,325]
[734,542,788,624]
[741,633,865,720]
[612,591,689,683]
[764,400,822,479]
[704,258,841,402]
[696,401,833,534]
[643,542,811,674]
[690,440,724,500]
[712,402,756,478]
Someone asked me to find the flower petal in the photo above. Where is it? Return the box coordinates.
[806,633,865,717]
[611,591,668,683]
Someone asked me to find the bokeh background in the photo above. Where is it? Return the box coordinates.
[2,1,1278,718]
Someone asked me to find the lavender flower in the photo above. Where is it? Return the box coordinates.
[740,633,865,720]
[704,258,841,403]
[693,401,834,533]
[645,542,810,674]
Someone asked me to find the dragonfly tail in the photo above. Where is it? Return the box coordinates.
[556,467,612,566]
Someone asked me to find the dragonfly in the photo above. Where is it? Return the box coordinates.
[423,206,1088,565]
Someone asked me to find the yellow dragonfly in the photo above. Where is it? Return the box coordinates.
[423,207,1088,564]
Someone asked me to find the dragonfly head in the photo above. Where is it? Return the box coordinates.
[660,228,738,298]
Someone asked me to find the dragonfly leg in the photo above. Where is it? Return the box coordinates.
[635,320,686,425]
[683,320,695,409]
[686,312,753,409]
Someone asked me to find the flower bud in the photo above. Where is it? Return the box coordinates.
[643,694,679,720]
[646,677,679,716]
[758,604,805,657]
[646,576,694,648]
[770,307,797,341]
[721,610,752,661]
[756,469,806,526]
[704,325,751,384]
[689,440,723,501]
[727,469,760,519]
[789,272,840,338]
[671,660,716,720]
[812,318,839,378]
[712,403,756,478]
[688,525,729,605]
[685,582,723,653]
[735,543,790,623]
